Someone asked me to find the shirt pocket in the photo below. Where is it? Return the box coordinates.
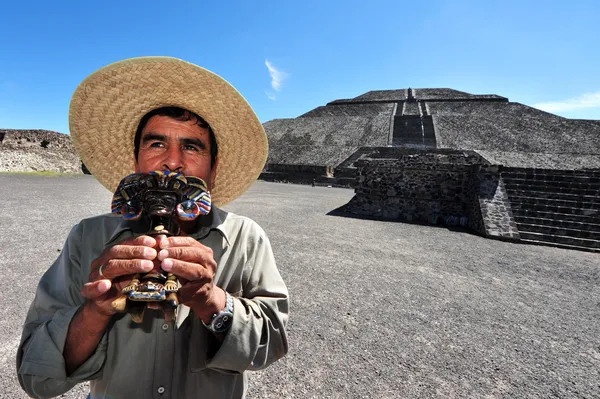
[187,319,210,373]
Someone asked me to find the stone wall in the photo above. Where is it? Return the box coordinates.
[0,129,83,174]
[260,163,343,186]
[343,149,487,225]
[264,163,331,175]
[341,149,520,239]
[467,165,520,239]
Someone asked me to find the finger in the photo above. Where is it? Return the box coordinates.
[160,258,214,282]
[118,235,157,247]
[106,244,157,261]
[154,234,168,245]
[159,236,203,249]
[97,259,154,279]
[157,246,215,265]
[81,279,112,299]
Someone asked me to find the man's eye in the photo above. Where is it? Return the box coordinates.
[183,145,199,151]
[150,142,164,148]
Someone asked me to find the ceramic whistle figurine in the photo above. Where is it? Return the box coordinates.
[109,170,212,323]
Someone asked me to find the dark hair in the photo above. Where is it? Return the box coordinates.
[134,107,218,167]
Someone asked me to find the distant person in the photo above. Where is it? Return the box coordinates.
[17,57,289,399]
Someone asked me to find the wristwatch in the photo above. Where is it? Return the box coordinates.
[203,291,234,333]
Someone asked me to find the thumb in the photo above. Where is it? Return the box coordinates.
[81,279,112,299]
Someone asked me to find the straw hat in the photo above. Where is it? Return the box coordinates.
[69,56,268,206]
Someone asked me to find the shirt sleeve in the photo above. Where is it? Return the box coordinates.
[205,222,289,373]
[16,223,108,398]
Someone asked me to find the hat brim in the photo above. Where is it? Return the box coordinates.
[69,56,268,207]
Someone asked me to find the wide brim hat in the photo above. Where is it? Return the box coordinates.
[69,56,268,206]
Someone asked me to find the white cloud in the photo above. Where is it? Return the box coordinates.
[533,91,600,113]
[265,60,287,93]
[265,91,277,101]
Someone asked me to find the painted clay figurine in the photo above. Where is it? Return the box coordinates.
[109,170,211,323]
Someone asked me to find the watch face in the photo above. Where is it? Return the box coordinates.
[212,311,233,333]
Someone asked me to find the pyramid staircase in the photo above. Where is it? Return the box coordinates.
[502,167,600,252]
[390,89,436,148]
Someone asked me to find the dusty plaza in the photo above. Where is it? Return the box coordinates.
[0,174,598,398]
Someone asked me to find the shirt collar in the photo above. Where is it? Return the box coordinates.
[189,206,231,245]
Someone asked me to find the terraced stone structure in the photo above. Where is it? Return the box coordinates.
[0,129,83,174]
[263,88,600,252]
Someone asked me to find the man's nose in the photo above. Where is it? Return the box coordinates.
[162,147,184,172]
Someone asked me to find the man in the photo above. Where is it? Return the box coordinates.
[17,57,289,398]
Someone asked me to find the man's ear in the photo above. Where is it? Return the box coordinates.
[209,157,219,190]
[133,157,141,173]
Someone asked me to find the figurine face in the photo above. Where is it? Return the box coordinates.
[135,115,218,190]
[144,189,178,217]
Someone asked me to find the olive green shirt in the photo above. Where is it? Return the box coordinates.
[17,208,289,399]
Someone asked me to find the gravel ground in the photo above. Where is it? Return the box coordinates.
[1,175,598,398]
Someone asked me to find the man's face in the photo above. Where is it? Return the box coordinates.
[135,115,218,189]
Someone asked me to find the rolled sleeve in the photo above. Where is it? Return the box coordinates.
[18,307,108,398]
[17,223,105,398]
[206,224,289,373]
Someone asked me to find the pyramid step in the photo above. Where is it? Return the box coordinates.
[519,239,600,253]
[518,231,600,249]
[504,183,599,196]
[510,202,600,217]
[503,177,600,190]
[397,135,426,141]
[511,208,600,224]
[505,189,600,203]
[508,195,600,209]
[334,167,358,178]
[502,172,600,183]
[516,223,600,240]
[502,167,600,176]
[502,167,600,175]
[336,148,375,169]
[502,168,600,179]
[515,216,600,232]
[401,102,420,115]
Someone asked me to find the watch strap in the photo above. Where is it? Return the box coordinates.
[203,291,234,332]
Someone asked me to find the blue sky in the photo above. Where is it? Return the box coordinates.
[1,0,599,134]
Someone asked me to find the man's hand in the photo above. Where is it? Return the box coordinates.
[81,235,157,318]
[157,236,226,323]
[65,235,158,374]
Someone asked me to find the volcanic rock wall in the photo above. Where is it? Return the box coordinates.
[342,148,522,238]
[343,149,499,229]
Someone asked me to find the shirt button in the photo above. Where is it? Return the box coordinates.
[162,323,169,331]
[157,386,165,394]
